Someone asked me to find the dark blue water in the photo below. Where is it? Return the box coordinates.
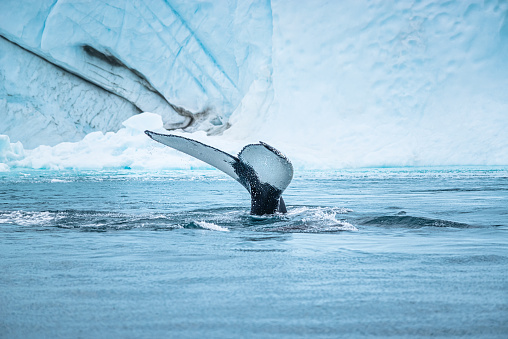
[1,168,507,337]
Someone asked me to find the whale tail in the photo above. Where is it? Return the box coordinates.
[145,130,293,215]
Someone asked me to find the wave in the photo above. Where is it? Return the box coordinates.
[260,206,357,233]
[2,208,483,233]
[0,206,357,233]
[360,215,473,229]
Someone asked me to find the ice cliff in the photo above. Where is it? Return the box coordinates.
[0,0,272,147]
[262,0,508,167]
[1,0,507,169]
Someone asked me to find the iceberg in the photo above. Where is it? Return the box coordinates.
[0,135,24,171]
[1,0,507,169]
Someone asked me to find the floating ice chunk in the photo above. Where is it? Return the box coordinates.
[3,112,236,170]
[0,135,25,170]
[122,112,165,134]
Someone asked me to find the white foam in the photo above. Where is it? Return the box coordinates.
[0,211,59,226]
[321,221,358,232]
[288,206,358,232]
[195,221,229,232]
[289,206,353,217]
[50,179,70,183]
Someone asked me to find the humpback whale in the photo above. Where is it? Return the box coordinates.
[145,131,293,215]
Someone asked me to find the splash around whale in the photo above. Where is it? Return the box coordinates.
[145,130,293,215]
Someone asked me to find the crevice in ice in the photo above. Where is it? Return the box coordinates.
[82,45,124,67]
[130,0,241,115]
[39,0,59,48]
[81,44,221,132]
[0,34,141,114]
[161,105,230,134]
[1,32,230,135]
[161,0,238,90]
[82,45,160,95]
[132,2,216,96]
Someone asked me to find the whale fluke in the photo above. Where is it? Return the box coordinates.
[145,131,293,215]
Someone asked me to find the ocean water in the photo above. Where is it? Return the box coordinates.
[1,167,507,338]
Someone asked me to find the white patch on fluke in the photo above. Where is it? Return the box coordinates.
[238,143,293,191]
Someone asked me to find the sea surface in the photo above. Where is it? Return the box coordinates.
[1,167,507,338]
